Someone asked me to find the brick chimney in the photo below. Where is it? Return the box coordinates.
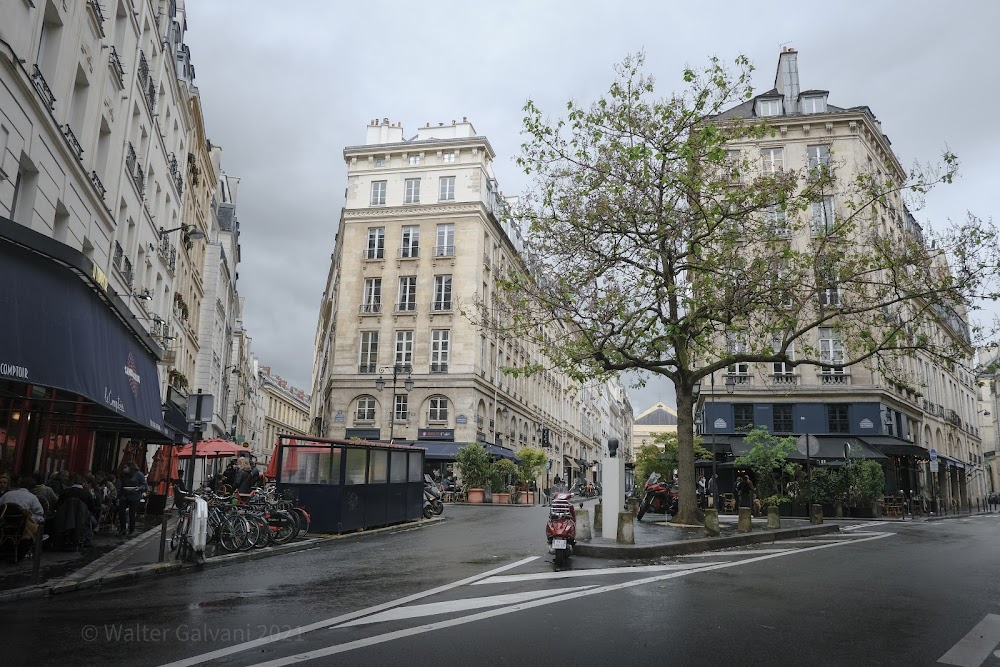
[775,47,800,115]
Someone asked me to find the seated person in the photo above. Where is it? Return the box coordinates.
[0,476,45,525]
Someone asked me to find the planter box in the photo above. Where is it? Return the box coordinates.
[493,492,510,505]
[520,491,534,505]
[467,488,485,504]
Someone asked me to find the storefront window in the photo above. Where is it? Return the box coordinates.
[390,451,407,483]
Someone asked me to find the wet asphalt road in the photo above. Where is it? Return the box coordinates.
[8,506,1000,666]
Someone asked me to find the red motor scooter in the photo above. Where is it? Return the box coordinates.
[545,492,576,567]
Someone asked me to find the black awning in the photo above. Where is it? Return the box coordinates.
[421,442,464,461]
[859,437,929,459]
[0,232,167,440]
[729,435,885,460]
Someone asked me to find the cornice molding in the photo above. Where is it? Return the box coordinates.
[343,203,485,220]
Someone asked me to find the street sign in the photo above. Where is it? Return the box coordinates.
[930,448,938,462]
[796,434,820,457]
[930,461,939,473]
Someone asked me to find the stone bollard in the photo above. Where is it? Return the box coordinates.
[626,497,640,514]
[738,507,752,533]
[835,504,844,519]
[704,508,720,537]
[576,508,592,541]
[594,503,603,532]
[617,511,635,544]
[767,506,780,529]
[810,503,823,524]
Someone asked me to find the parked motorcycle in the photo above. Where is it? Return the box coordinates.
[546,491,576,568]
[636,472,678,520]
[423,474,444,519]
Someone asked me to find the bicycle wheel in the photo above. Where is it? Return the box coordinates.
[245,515,266,550]
[170,512,189,552]
[218,516,249,552]
[292,507,310,538]
[269,510,298,545]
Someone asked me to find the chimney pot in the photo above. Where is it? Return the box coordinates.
[452,119,456,125]
[463,116,468,122]
[382,117,389,125]
[426,122,430,128]
[439,122,444,126]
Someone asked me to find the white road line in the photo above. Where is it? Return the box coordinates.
[779,539,847,545]
[676,549,791,556]
[156,556,539,667]
[840,524,868,531]
[938,614,1000,666]
[337,586,595,627]
[473,563,714,584]
[249,532,896,666]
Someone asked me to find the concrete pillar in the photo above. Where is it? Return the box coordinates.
[576,508,592,541]
[810,504,823,524]
[738,507,752,533]
[767,506,780,529]
[594,503,602,533]
[616,511,635,544]
[960,470,969,512]
[704,508,720,537]
[602,454,625,540]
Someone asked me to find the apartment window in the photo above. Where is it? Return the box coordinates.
[359,332,379,373]
[362,278,382,313]
[395,330,414,364]
[725,150,741,182]
[439,176,456,201]
[802,96,827,114]
[366,227,385,259]
[370,180,386,206]
[442,152,456,163]
[767,205,789,237]
[397,276,417,312]
[761,147,783,174]
[400,225,419,258]
[819,327,845,374]
[374,158,387,168]
[773,405,793,433]
[431,330,450,373]
[404,178,420,204]
[356,396,376,422]
[394,394,408,421]
[436,223,455,256]
[772,338,795,375]
[757,98,782,117]
[733,404,754,430]
[807,145,832,173]
[811,197,836,235]
[428,396,449,422]
[820,284,840,307]
[433,275,452,311]
[408,155,421,166]
[727,335,749,375]
[828,404,849,433]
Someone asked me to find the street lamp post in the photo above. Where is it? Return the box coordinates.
[375,364,413,442]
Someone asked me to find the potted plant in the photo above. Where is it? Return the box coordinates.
[515,447,548,504]
[846,458,886,517]
[491,459,516,504]
[455,443,491,503]
[733,427,797,516]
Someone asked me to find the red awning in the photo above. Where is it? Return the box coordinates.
[174,438,247,459]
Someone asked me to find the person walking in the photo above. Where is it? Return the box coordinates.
[737,475,755,509]
[116,461,146,536]
[707,474,718,509]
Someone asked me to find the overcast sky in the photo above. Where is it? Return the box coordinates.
[183,0,1000,413]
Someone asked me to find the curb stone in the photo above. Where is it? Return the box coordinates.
[0,516,444,602]
[575,523,841,559]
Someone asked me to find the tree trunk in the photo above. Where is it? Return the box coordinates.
[674,383,697,525]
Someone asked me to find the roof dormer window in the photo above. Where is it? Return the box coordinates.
[756,98,783,117]
[801,94,828,114]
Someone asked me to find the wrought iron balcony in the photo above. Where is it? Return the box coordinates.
[364,248,385,260]
[87,0,106,31]
[62,125,84,160]
[435,245,455,257]
[90,171,106,199]
[137,51,149,87]
[144,77,156,113]
[122,257,134,286]
[108,46,125,87]
[113,241,124,270]
[431,301,453,312]
[31,65,55,111]
[359,303,382,314]
[125,142,138,176]
[395,302,416,313]
[399,247,419,259]
[132,168,145,197]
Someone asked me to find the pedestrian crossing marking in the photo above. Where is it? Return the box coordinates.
[473,562,717,585]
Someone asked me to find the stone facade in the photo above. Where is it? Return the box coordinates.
[261,368,310,463]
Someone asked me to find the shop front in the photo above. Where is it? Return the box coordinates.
[0,218,169,478]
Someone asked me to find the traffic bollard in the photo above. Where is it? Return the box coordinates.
[158,508,169,562]
[31,525,43,583]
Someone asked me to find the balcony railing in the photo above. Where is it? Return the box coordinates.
[90,171,106,200]
[144,77,156,113]
[820,373,849,385]
[87,0,106,32]
[125,142,137,176]
[395,302,416,313]
[771,373,798,386]
[137,51,149,87]
[430,362,449,374]
[944,409,962,428]
[31,65,55,111]
[435,245,455,257]
[108,46,125,87]
[726,373,753,387]
[113,241,124,270]
[359,303,382,314]
[62,124,84,161]
[484,253,492,269]
[133,168,145,197]
[364,248,385,260]
[399,247,419,258]
[169,153,183,195]
[431,301,452,312]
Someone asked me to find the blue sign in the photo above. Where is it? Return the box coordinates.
[929,448,938,462]
[456,414,468,425]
